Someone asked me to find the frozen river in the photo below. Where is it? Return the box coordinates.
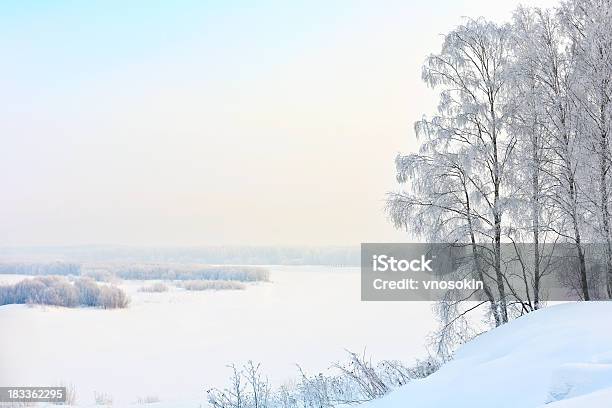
[0,266,436,406]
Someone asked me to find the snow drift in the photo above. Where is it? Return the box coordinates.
[364,302,612,408]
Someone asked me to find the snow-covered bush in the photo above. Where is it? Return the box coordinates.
[138,282,169,293]
[0,276,129,309]
[178,280,246,291]
[93,391,113,406]
[136,395,160,404]
[98,285,129,309]
[208,352,440,408]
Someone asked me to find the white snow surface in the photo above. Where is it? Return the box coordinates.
[363,302,612,408]
[0,266,436,407]
[3,269,611,407]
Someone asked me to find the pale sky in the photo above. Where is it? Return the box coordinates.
[0,0,558,247]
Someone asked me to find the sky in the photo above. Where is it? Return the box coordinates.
[0,0,559,247]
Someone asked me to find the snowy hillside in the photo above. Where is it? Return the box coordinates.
[364,302,612,408]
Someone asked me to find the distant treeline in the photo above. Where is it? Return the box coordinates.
[0,262,81,276]
[113,265,269,282]
[0,276,129,309]
[178,280,245,291]
[0,246,360,266]
[0,262,270,282]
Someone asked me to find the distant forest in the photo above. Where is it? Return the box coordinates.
[0,246,360,266]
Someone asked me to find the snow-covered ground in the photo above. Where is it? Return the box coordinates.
[4,269,609,408]
[0,266,435,407]
[363,302,612,408]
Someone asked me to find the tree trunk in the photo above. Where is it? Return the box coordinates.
[531,128,541,309]
[560,111,590,300]
[598,102,612,299]
[491,105,508,324]
[464,182,501,326]
[568,175,590,300]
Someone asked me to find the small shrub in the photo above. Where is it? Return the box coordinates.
[138,282,169,293]
[55,382,77,405]
[209,351,441,408]
[137,395,160,404]
[98,285,130,309]
[94,391,113,406]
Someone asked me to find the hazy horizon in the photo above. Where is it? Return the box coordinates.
[1,0,557,247]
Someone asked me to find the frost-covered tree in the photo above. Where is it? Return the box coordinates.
[560,0,612,297]
[387,149,506,327]
[507,7,569,309]
[389,18,517,324]
[388,1,612,352]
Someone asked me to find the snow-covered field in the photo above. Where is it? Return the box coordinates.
[363,302,612,408]
[5,268,608,407]
[0,266,436,407]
